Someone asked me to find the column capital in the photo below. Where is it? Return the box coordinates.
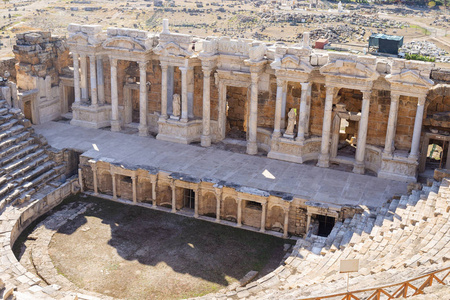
[138,61,147,71]
[361,89,371,100]
[80,53,87,58]
[110,58,118,68]
[276,78,284,87]
[390,92,401,102]
[160,61,169,70]
[72,51,79,58]
[251,72,259,83]
[324,85,338,95]
[202,67,213,77]
[89,54,96,60]
[300,82,311,89]
[91,163,97,171]
[418,94,427,106]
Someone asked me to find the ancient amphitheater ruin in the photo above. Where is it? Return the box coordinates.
[0,19,449,299]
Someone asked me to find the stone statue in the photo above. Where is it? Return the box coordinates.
[285,108,296,137]
[172,94,181,118]
[338,1,343,13]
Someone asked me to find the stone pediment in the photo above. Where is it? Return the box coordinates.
[68,32,102,47]
[386,69,433,88]
[154,41,192,58]
[271,54,313,73]
[102,36,148,52]
[320,59,379,81]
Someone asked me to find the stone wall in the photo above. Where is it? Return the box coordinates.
[395,95,416,151]
[367,90,390,147]
[0,57,16,82]
[309,82,326,136]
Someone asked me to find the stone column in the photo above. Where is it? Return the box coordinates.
[247,72,259,155]
[237,198,242,227]
[317,86,336,168]
[110,58,120,132]
[92,164,98,195]
[96,56,105,105]
[132,175,137,203]
[260,202,267,232]
[138,61,148,136]
[281,82,287,129]
[160,63,168,120]
[409,95,427,160]
[215,188,222,223]
[194,188,199,218]
[73,52,81,104]
[353,90,371,174]
[151,180,157,207]
[306,212,312,234]
[218,82,227,139]
[297,82,311,142]
[384,93,400,156]
[180,67,189,122]
[283,207,289,239]
[112,173,117,199]
[80,54,88,101]
[201,67,212,147]
[89,55,98,107]
[78,168,84,192]
[171,181,176,213]
[273,78,283,138]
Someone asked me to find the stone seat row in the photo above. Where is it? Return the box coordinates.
[196,180,450,299]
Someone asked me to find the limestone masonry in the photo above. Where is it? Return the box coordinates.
[0,19,449,299]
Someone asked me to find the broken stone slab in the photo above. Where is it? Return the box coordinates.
[239,270,258,287]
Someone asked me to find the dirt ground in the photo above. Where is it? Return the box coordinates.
[43,196,288,300]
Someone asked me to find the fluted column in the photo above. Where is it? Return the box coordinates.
[138,61,148,136]
[110,58,120,132]
[73,52,81,104]
[409,95,427,160]
[237,198,242,227]
[247,72,259,155]
[180,67,189,122]
[96,56,105,105]
[260,202,267,232]
[273,78,283,138]
[171,180,176,213]
[160,63,168,120]
[297,82,311,142]
[353,90,371,174]
[383,93,400,156]
[201,67,212,147]
[283,207,289,239]
[151,180,157,207]
[112,173,117,200]
[80,54,88,101]
[89,55,98,107]
[215,188,222,223]
[132,175,137,203]
[194,188,199,218]
[317,86,336,168]
[92,164,98,195]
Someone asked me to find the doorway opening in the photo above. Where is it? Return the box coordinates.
[183,188,195,210]
[317,215,335,237]
[226,86,248,140]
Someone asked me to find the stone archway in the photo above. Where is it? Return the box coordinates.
[222,196,237,222]
[201,192,216,217]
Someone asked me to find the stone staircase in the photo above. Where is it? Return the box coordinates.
[0,100,65,213]
[0,99,68,300]
[198,179,450,299]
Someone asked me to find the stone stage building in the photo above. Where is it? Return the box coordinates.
[4,20,450,238]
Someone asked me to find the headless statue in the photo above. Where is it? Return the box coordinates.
[172,94,181,118]
[285,108,296,136]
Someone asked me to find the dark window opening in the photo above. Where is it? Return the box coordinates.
[246,201,262,210]
[317,215,335,237]
[183,188,195,209]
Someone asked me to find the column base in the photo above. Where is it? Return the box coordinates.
[201,135,211,147]
[353,162,365,174]
[138,125,149,137]
[180,118,188,123]
[247,141,258,155]
[171,208,176,213]
[215,218,221,223]
[159,115,168,122]
[259,228,265,233]
[408,154,419,161]
[111,120,121,132]
[236,223,242,227]
[295,135,305,142]
[317,153,330,168]
[272,130,281,139]
[194,213,199,218]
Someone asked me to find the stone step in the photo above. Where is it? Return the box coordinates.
[2,148,45,173]
[0,114,13,126]
[0,99,8,108]
[0,143,40,168]
[17,160,55,185]
[10,154,50,180]
[0,107,8,116]
[0,118,18,132]
[0,124,26,142]
[0,131,31,153]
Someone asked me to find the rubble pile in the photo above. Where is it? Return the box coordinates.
[400,41,450,62]
[300,24,367,44]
